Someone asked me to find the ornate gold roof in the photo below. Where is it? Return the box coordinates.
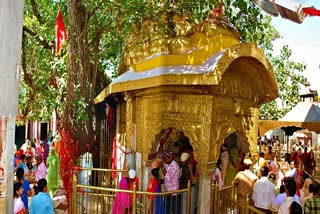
[95,11,278,105]
[118,11,240,74]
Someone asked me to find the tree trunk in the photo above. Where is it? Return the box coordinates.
[64,0,95,153]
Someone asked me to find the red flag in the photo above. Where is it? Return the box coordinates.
[211,5,223,18]
[55,9,67,55]
[303,7,320,17]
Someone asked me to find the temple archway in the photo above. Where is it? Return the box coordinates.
[222,131,250,186]
[223,131,250,154]
[148,127,193,162]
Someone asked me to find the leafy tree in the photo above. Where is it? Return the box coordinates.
[20,1,308,201]
[20,0,61,124]
[222,0,307,120]
[20,0,307,150]
[260,45,307,120]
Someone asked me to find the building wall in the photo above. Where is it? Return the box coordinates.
[0,1,25,212]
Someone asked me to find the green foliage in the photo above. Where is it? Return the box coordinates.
[19,0,66,123]
[152,0,306,120]
[260,45,307,120]
[19,0,308,135]
[223,0,279,56]
[222,0,307,120]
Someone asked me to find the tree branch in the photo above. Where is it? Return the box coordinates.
[88,0,105,19]
[23,26,54,50]
[283,69,307,85]
[21,31,32,87]
[54,108,62,122]
[91,31,101,91]
[29,0,44,24]
[20,30,39,121]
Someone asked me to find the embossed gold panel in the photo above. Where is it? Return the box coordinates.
[118,81,261,172]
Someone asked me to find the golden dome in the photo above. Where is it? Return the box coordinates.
[118,10,241,75]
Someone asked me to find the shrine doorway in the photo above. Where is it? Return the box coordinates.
[148,127,193,163]
[223,131,250,186]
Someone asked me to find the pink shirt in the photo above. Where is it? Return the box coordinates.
[36,161,47,181]
[164,160,180,192]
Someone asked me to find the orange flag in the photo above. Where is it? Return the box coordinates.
[55,9,67,55]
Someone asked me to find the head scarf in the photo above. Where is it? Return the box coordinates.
[16,149,24,157]
[128,169,136,179]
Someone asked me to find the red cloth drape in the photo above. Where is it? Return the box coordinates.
[55,10,67,55]
[111,137,117,179]
[303,8,320,17]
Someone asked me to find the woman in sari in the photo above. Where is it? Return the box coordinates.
[46,148,60,197]
[13,182,25,214]
[113,177,133,214]
[225,147,239,186]
[212,158,223,189]
[35,140,42,157]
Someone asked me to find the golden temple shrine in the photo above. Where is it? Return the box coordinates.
[94,9,278,212]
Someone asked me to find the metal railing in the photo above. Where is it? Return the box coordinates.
[77,167,127,188]
[211,181,272,214]
[71,167,191,214]
[71,167,283,214]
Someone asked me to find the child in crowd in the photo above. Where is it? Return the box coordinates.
[147,167,164,214]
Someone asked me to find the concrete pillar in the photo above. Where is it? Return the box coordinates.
[0,0,25,213]
[198,171,213,214]
[142,164,150,192]
[0,116,16,213]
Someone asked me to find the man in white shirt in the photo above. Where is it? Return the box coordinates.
[278,178,303,214]
[252,166,275,214]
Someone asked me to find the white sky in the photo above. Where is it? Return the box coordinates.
[271,0,320,93]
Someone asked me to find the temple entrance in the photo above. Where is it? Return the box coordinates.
[222,131,250,186]
[148,127,193,162]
